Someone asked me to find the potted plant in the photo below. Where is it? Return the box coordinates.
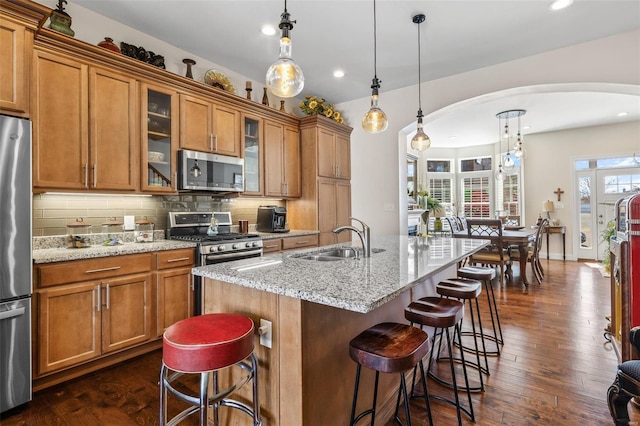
[601,219,616,273]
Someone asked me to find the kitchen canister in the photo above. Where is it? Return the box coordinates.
[134,217,154,243]
[100,217,124,246]
[66,217,92,248]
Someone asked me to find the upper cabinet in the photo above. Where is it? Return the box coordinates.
[241,113,263,195]
[141,83,178,193]
[32,50,138,192]
[0,0,49,116]
[318,127,350,180]
[179,94,240,157]
[264,120,300,198]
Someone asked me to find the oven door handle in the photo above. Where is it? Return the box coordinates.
[201,249,263,263]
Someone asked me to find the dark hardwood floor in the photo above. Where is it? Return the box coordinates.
[1,260,633,425]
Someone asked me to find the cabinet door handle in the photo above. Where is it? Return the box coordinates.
[105,283,110,310]
[213,135,218,151]
[173,171,178,191]
[92,164,97,187]
[95,285,101,312]
[167,257,190,263]
[83,164,89,188]
[336,164,340,177]
[85,266,121,274]
[209,134,214,151]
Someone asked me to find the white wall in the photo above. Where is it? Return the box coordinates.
[337,29,640,245]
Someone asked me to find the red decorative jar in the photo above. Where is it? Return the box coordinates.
[98,37,120,53]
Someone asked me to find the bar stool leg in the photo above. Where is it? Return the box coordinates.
[251,353,261,425]
[350,365,381,425]
[484,278,504,348]
[200,371,209,426]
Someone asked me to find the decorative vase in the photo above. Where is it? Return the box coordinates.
[262,88,269,106]
[280,100,286,112]
[98,37,120,53]
[182,58,196,78]
[49,9,75,37]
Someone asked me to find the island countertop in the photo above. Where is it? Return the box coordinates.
[192,235,488,313]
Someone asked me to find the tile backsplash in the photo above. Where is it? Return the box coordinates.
[33,193,285,236]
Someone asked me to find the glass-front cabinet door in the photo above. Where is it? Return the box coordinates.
[242,113,263,195]
[141,83,177,193]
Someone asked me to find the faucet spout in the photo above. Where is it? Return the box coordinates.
[332,217,371,258]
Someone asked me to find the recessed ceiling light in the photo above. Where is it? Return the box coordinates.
[261,25,276,36]
[522,125,531,130]
[548,0,574,11]
[448,136,457,140]
[333,70,345,78]
[617,112,629,117]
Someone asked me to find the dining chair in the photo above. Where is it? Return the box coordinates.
[445,216,460,233]
[457,215,467,231]
[510,218,547,284]
[504,216,520,227]
[465,219,512,287]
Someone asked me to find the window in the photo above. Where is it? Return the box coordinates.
[499,173,520,216]
[461,176,491,218]
[407,155,418,201]
[427,160,451,173]
[425,159,454,215]
[460,157,491,172]
[603,174,640,194]
[428,178,452,204]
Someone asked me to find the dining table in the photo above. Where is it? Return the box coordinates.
[453,227,537,286]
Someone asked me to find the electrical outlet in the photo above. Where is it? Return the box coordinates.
[556,203,564,209]
[259,319,272,349]
[384,203,394,212]
[124,215,135,231]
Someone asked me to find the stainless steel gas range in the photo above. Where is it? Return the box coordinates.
[167,212,263,315]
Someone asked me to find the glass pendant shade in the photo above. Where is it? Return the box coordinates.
[411,116,430,151]
[495,165,505,181]
[362,93,388,133]
[503,152,515,169]
[266,37,304,98]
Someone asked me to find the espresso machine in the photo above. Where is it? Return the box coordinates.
[257,206,289,233]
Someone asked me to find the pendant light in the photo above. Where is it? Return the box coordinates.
[266,0,304,98]
[495,115,505,181]
[361,0,388,134]
[410,14,430,151]
[496,109,526,171]
[514,114,527,159]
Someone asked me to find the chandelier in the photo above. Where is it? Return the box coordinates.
[495,109,527,178]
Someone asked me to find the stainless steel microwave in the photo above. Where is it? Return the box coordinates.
[177,149,244,192]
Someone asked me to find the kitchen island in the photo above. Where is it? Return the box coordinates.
[193,235,487,425]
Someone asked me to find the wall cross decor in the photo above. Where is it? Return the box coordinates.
[554,187,564,201]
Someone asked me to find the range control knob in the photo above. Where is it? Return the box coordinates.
[217,245,225,252]
[252,241,260,247]
[232,243,240,249]
[245,242,252,248]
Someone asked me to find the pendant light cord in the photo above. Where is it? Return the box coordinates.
[373,0,378,80]
[417,19,421,111]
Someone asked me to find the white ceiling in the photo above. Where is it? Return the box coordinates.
[73,0,640,147]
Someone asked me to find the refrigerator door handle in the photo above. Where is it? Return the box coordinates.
[0,307,26,321]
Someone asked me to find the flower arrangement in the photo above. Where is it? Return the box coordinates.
[299,95,345,124]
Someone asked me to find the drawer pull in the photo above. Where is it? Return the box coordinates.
[84,266,121,274]
[295,240,309,245]
[265,244,279,249]
[166,257,190,263]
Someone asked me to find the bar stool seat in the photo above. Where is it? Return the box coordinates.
[405,297,473,425]
[349,322,432,425]
[458,265,504,352]
[436,278,490,384]
[160,313,261,426]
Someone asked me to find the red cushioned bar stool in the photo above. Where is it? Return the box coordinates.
[160,313,261,426]
[349,322,433,426]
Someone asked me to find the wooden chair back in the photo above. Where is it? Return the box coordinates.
[531,218,548,259]
[465,219,506,253]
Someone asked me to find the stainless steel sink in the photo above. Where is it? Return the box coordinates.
[291,247,385,261]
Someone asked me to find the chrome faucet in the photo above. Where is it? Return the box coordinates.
[332,217,371,257]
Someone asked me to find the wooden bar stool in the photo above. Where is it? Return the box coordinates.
[458,265,504,354]
[349,322,433,426]
[405,297,473,425]
[160,313,261,426]
[436,278,489,385]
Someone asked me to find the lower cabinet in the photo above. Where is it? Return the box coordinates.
[33,248,194,388]
[261,234,319,253]
[156,248,195,337]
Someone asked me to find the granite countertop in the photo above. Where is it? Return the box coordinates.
[32,229,319,264]
[193,235,488,314]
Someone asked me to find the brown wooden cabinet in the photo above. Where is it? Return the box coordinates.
[155,248,195,337]
[141,83,178,192]
[0,0,48,116]
[32,50,138,192]
[318,127,350,180]
[289,115,353,244]
[261,234,319,253]
[34,253,153,376]
[241,113,263,195]
[179,93,240,157]
[264,120,300,198]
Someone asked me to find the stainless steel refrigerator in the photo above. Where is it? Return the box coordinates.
[0,114,32,413]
